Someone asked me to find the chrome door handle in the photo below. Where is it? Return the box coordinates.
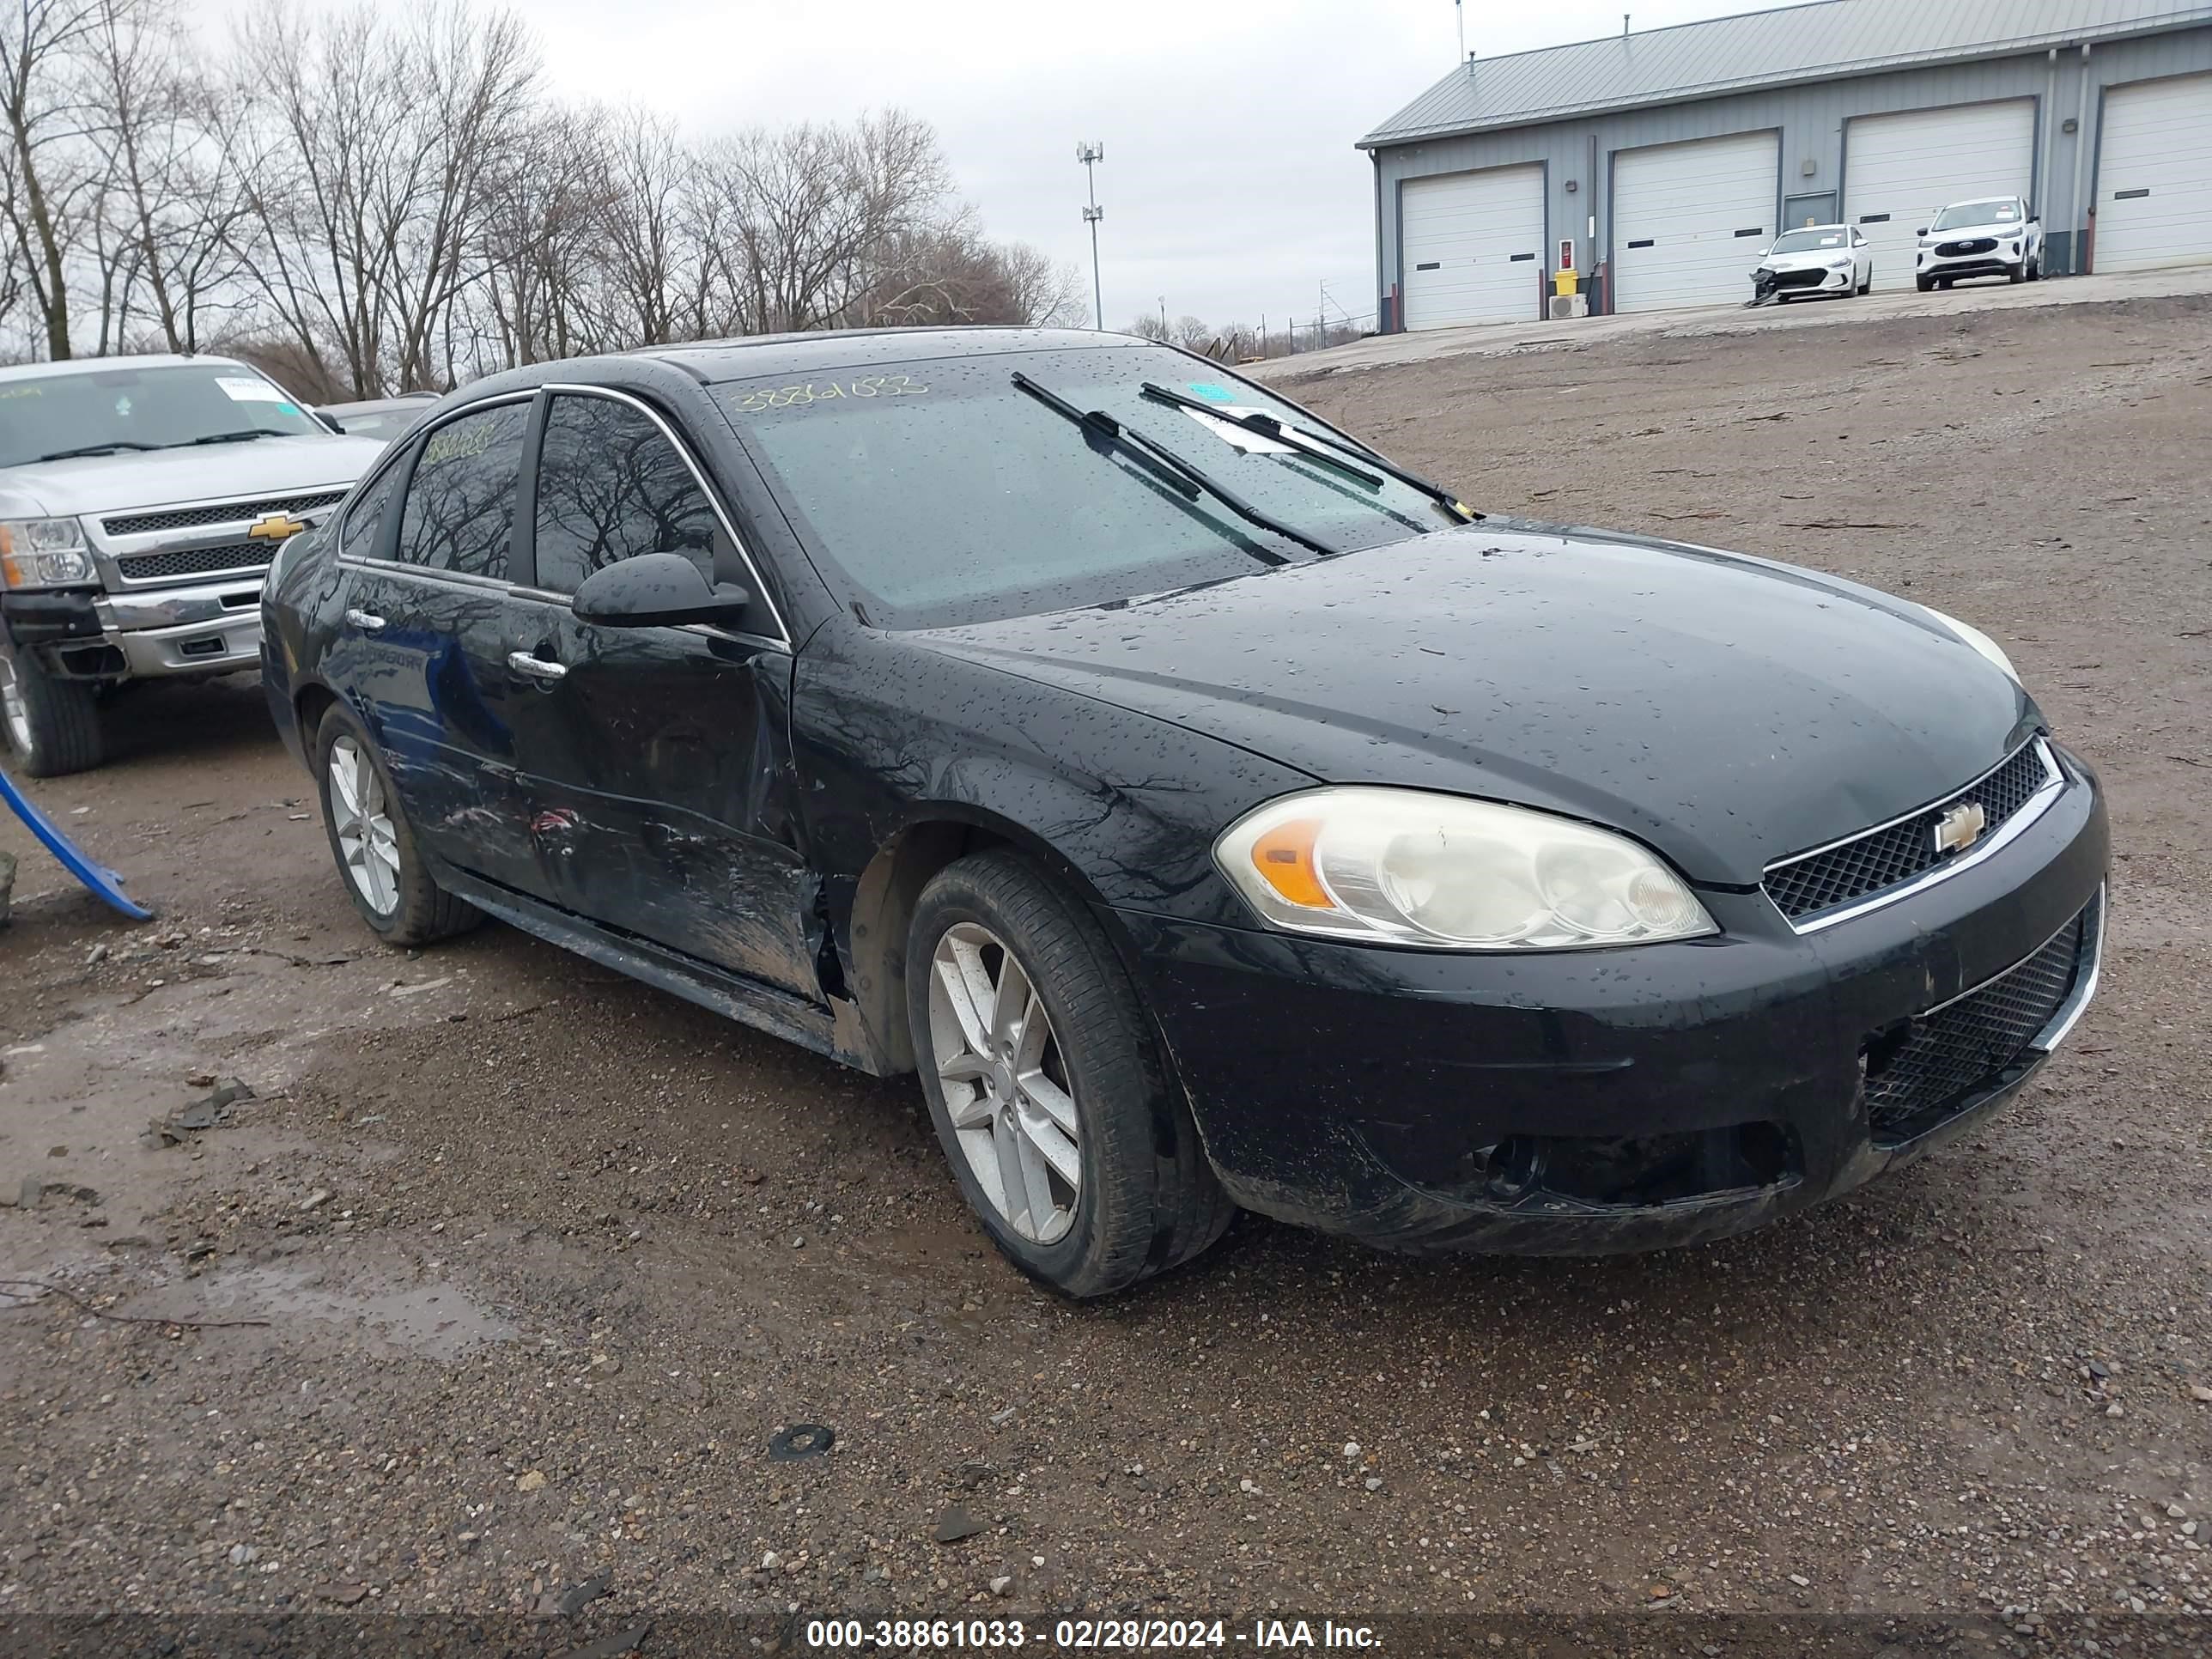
[507,651,568,682]
[343,608,386,632]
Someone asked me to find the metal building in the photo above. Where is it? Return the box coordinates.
[1360,0,2212,329]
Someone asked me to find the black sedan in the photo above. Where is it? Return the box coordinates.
[259,328,2108,1297]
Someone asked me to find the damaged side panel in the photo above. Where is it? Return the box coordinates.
[500,599,822,1000]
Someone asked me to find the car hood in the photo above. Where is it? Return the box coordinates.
[0,434,386,520]
[1932,222,2024,240]
[1764,249,1850,270]
[915,523,2039,886]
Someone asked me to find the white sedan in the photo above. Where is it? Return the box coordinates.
[1915,197,2044,289]
[1753,225,1873,301]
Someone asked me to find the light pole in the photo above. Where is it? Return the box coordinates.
[1077,142,1105,330]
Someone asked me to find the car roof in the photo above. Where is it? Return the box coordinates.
[632,325,1136,385]
[1780,224,1851,234]
[0,352,248,385]
[322,395,438,415]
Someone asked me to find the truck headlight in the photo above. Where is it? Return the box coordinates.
[0,518,94,588]
[1216,787,1716,951]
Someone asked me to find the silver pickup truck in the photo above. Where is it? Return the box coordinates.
[0,354,386,775]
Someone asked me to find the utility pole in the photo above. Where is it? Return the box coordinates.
[1455,0,1465,64]
[1076,143,1105,330]
[1158,295,1168,337]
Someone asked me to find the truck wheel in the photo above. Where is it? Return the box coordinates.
[0,647,104,777]
[312,704,479,945]
[906,849,1235,1297]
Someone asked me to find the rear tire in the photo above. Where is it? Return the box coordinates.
[311,703,479,946]
[905,849,1234,1297]
[0,646,103,777]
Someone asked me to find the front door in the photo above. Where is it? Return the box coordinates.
[504,388,817,997]
[332,396,544,897]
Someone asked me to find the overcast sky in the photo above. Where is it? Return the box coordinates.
[316,0,1809,333]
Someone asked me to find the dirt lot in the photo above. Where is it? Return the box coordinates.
[3,295,2209,1650]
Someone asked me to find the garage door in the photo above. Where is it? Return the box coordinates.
[1400,165,1546,330]
[1844,100,2035,290]
[2094,74,2212,273]
[1613,132,1779,313]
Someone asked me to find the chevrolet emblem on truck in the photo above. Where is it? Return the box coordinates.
[248,512,310,541]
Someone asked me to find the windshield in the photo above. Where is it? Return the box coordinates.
[0,362,324,468]
[714,345,1453,628]
[1770,228,1850,254]
[1933,199,2021,230]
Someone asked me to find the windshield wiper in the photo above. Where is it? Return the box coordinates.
[1012,373,1336,562]
[32,441,158,461]
[1011,373,1203,501]
[174,428,279,448]
[1139,382,1480,523]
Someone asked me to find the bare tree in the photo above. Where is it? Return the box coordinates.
[1125,312,1170,342]
[1,0,129,358]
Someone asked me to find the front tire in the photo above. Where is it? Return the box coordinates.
[0,646,103,777]
[1916,273,1936,293]
[312,704,478,945]
[2008,259,2027,285]
[905,849,1232,1297]
[1857,268,1873,295]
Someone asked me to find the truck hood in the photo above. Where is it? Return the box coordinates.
[0,434,386,520]
[915,522,2039,887]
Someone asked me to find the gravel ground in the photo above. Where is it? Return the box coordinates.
[2,293,2209,1652]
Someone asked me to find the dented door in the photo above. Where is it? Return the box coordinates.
[501,598,816,994]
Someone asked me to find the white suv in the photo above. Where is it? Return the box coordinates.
[1915,197,2044,291]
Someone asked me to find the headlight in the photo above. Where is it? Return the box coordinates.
[1923,605,2020,684]
[1828,257,1854,270]
[1215,787,1716,951]
[0,518,94,588]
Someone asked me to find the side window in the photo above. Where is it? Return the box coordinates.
[337,464,400,560]
[532,392,726,594]
[394,402,528,580]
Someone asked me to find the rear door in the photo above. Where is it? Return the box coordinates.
[331,394,544,896]
[502,386,818,996]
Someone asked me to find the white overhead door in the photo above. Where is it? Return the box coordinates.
[1400,165,1546,330]
[2095,74,2212,273]
[1613,132,1779,313]
[1844,100,2036,290]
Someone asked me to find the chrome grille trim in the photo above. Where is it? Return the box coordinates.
[1765,738,2066,934]
[102,490,347,538]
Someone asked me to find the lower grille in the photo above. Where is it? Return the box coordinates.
[1765,739,2056,925]
[1863,900,2094,1139]
[1773,269,1827,290]
[114,543,272,583]
[1936,237,2000,257]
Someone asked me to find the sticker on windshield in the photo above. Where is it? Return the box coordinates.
[727,375,930,414]
[1178,404,1296,456]
[1185,382,1237,403]
[216,376,288,403]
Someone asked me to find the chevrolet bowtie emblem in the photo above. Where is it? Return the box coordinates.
[1933,799,1987,855]
[247,512,308,542]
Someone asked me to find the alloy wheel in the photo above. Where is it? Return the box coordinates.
[327,734,400,916]
[927,921,1081,1244]
[0,654,31,757]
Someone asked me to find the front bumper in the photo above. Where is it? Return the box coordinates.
[4,575,269,681]
[1120,747,2108,1255]
[1919,246,2027,282]
[1771,265,1855,294]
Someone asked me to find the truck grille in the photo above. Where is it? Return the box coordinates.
[1863,898,2095,1139]
[113,542,272,582]
[1764,740,2055,925]
[102,490,346,538]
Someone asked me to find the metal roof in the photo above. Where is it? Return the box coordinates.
[1360,0,2212,148]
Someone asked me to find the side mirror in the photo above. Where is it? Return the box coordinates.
[313,410,345,435]
[572,552,749,629]
[1915,227,1929,238]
